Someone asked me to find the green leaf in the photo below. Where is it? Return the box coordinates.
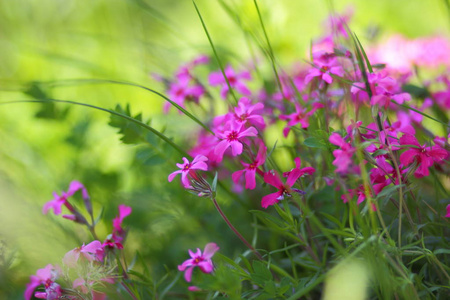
[1,99,189,157]
[251,261,273,286]
[376,184,406,200]
[304,137,327,149]
[109,104,148,144]
[402,84,430,99]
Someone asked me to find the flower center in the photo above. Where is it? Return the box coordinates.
[194,257,204,264]
[227,131,239,141]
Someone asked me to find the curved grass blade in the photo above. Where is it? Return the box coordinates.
[253,0,284,97]
[34,78,213,135]
[192,0,238,105]
[354,34,373,73]
[0,99,189,157]
[393,101,450,128]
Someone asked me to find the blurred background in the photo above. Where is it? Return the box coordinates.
[0,0,448,298]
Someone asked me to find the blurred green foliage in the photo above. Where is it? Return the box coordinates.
[0,0,447,298]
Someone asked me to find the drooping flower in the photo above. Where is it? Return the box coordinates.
[232,144,266,190]
[103,204,133,249]
[261,169,302,209]
[399,134,448,177]
[168,155,208,187]
[178,243,219,282]
[24,264,62,300]
[42,181,89,215]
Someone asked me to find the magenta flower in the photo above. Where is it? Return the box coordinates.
[63,240,104,268]
[279,102,324,137]
[42,181,89,215]
[283,157,316,178]
[261,169,302,209]
[446,204,450,218]
[168,155,208,187]
[209,65,252,99]
[234,97,265,129]
[232,144,266,190]
[214,122,258,162]
[351,73,411,108]
[178,243,219,282]
[399,134,448,177]
[329,133,356,174]
[305,51,344,85]
[113,204,132,233]
[24,264,61,300]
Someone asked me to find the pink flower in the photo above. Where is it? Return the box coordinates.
[168,155,208,187]
[305,51,344,85]
[103,204,132,248]
[234,97,265,128]
[24,264,61,300]
[113,204,132,233]
[232,144,266,190]
[164,75,205,114]
[63,240,104,268]
[261,169,302,209]
[214,122,258,162]
[399,134,448,178]
[329,133,356,174]
[42,181,89,215]
[178,243,219,282]
[209,65,252,99]
[279,102,324,137]
[446,204,450,218]
[351,73,411,108]
[283,157,316,178]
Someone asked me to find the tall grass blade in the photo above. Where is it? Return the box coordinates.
[192,0,238,105]
[1,99,189,157]
[35,78,214,134]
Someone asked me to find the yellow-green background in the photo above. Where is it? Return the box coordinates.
[0,0,448,298]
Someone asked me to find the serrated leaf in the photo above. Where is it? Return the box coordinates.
[251,261,273,286]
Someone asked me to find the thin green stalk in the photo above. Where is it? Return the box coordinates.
[39,78,213,134]
[1,99,189,157]
[252,0,284,97]
[192,0,238,105]
[211,197,263,260]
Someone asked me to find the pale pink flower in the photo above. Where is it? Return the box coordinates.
[178,243,219,282]
[209,65,252,99]
[24,264,61,300]
[168,155,208,187]
[63,240,104,268]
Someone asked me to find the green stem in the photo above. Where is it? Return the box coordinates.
[212,198,263,260]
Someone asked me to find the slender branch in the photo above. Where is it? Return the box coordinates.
[211,198,263,260]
